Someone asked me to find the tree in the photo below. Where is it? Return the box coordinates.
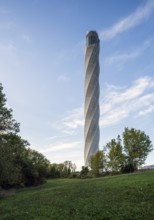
[80,166,89,177]
[89,150,106,177]
[48,161,77,178]
[0,133,29,188]
[61,161,76,177]
[106,135,125,172]
[0,84,29,188]
[49,163,61,178]
[0,83,19,134]
[20,148,50,186]
[122,128,153,171]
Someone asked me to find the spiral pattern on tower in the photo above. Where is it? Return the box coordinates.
[84,31,100,166]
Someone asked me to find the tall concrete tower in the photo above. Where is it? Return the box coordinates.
[84,31,100,166]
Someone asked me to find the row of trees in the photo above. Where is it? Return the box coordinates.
[48,161,76,178]
[0,82,153,187]
[88,128,153,177]
[49,127,153,179]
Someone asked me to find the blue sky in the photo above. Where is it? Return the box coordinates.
[1,0,154,169]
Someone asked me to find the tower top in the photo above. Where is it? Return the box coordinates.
[86,31,99,46]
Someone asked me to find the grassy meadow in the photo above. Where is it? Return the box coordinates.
[0,171,154,220]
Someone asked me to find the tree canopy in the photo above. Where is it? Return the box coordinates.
[122,127,153,171]
[89,150,106,177]
[106,135,124,172]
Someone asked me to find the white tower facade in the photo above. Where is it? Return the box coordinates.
[84,31,100,166]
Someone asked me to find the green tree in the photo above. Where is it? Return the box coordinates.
[61,161,76,177]
[0,83,19,133]
[106,135,124,172]
[89,150,106,177]
[122,128,153,171]
[49,163,61,178]
[0,133,29,188]
[20,148,50,186]
[80,166,89,177]
[48,161,77,178]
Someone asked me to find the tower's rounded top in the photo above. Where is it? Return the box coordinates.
[86,31,99,46]
[86,31,99,38]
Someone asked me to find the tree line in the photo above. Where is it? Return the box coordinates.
[0,83,153,188]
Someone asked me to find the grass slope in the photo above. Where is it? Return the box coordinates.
[0,171,154,220]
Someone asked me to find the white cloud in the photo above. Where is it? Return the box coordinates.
[105,39,151,65]
[55,76,154,132]
[111,77,151,102]
[45,136,59,141]
[42,147,84,170]
[100,0,154,40]
[100,76,154,127]
[40,141,80,153]
[55,106,84,132]
[138,105,154,116]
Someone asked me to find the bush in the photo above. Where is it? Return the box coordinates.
[121,162,136,173]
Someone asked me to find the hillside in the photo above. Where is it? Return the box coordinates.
[0,171,154,220]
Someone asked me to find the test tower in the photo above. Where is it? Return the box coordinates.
[84,31,100,166]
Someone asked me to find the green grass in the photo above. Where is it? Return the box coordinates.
[0,171,154,220]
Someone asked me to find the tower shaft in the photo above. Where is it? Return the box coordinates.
[84,31,100,166]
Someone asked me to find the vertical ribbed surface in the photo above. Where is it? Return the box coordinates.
[84,31,100,166]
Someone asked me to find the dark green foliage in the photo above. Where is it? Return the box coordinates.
[121,162,135,173]
[0,133,50,188]
[48,161,77,178]
[19,148,50,186]
[49,164,61,178]
[0,133,29,188]
[80,166,89,177]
